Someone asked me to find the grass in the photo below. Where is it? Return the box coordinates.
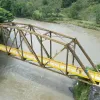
[73,81,90,100]
[53,18,100,31]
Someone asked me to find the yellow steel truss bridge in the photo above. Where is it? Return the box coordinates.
[0,22,100,86]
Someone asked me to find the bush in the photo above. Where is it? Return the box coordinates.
[40,6,53,18]
[73,65,100,100]
[96,64,100,70]
[0,8,14,23]
[32,10,43,20]
[74,81,90,100]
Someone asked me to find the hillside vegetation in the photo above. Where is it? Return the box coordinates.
[0,0,100,27]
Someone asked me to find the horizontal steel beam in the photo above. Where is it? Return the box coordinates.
[0,22,75,39]
[0,25,67,46]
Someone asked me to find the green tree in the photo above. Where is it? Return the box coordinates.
[42,0,48,5]
[68,0,83,19]
[96,9,100,24]
[21,2,34,17]
[0,0,14,11]
[0,8,14,23]
[61,0,77,8]
[32,10,43,20]
[11,2,25,17]
[40,6,53,18]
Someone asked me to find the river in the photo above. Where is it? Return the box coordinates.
[0,18,100,100]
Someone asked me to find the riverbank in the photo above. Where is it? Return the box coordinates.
[73,81,100,100]
[39,18,100,31]
[14,17,100,31]
[54,19,100,31]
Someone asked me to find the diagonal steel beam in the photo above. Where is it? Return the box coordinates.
[8,29,18,53]
[68,45,96,84]
[19,30,42,66]
[76,39,99,72]
[30,26,50,58]
[44,46,66,66]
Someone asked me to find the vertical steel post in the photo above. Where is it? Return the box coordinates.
[36,35,50,58]
[68,45,96,84]
[30,33,33,49]
[17,33,27,49]
[15,31,22,57]
[40,36,43,66]
[50,31,52,59]
[72,40,76,65]
[19,33,24,59]
[29,25,33,49]
[66,48,69,75]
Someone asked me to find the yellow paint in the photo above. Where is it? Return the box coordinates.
[0,44,100,83]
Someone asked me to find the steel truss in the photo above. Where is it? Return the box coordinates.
[0,22,99,85]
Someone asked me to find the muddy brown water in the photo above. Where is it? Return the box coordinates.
[0,18,100,100]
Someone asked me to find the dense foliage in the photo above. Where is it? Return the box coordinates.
[67,0,100,23]
[73,64,100,100]
[0,8,14,23]
[0,0,100,24]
